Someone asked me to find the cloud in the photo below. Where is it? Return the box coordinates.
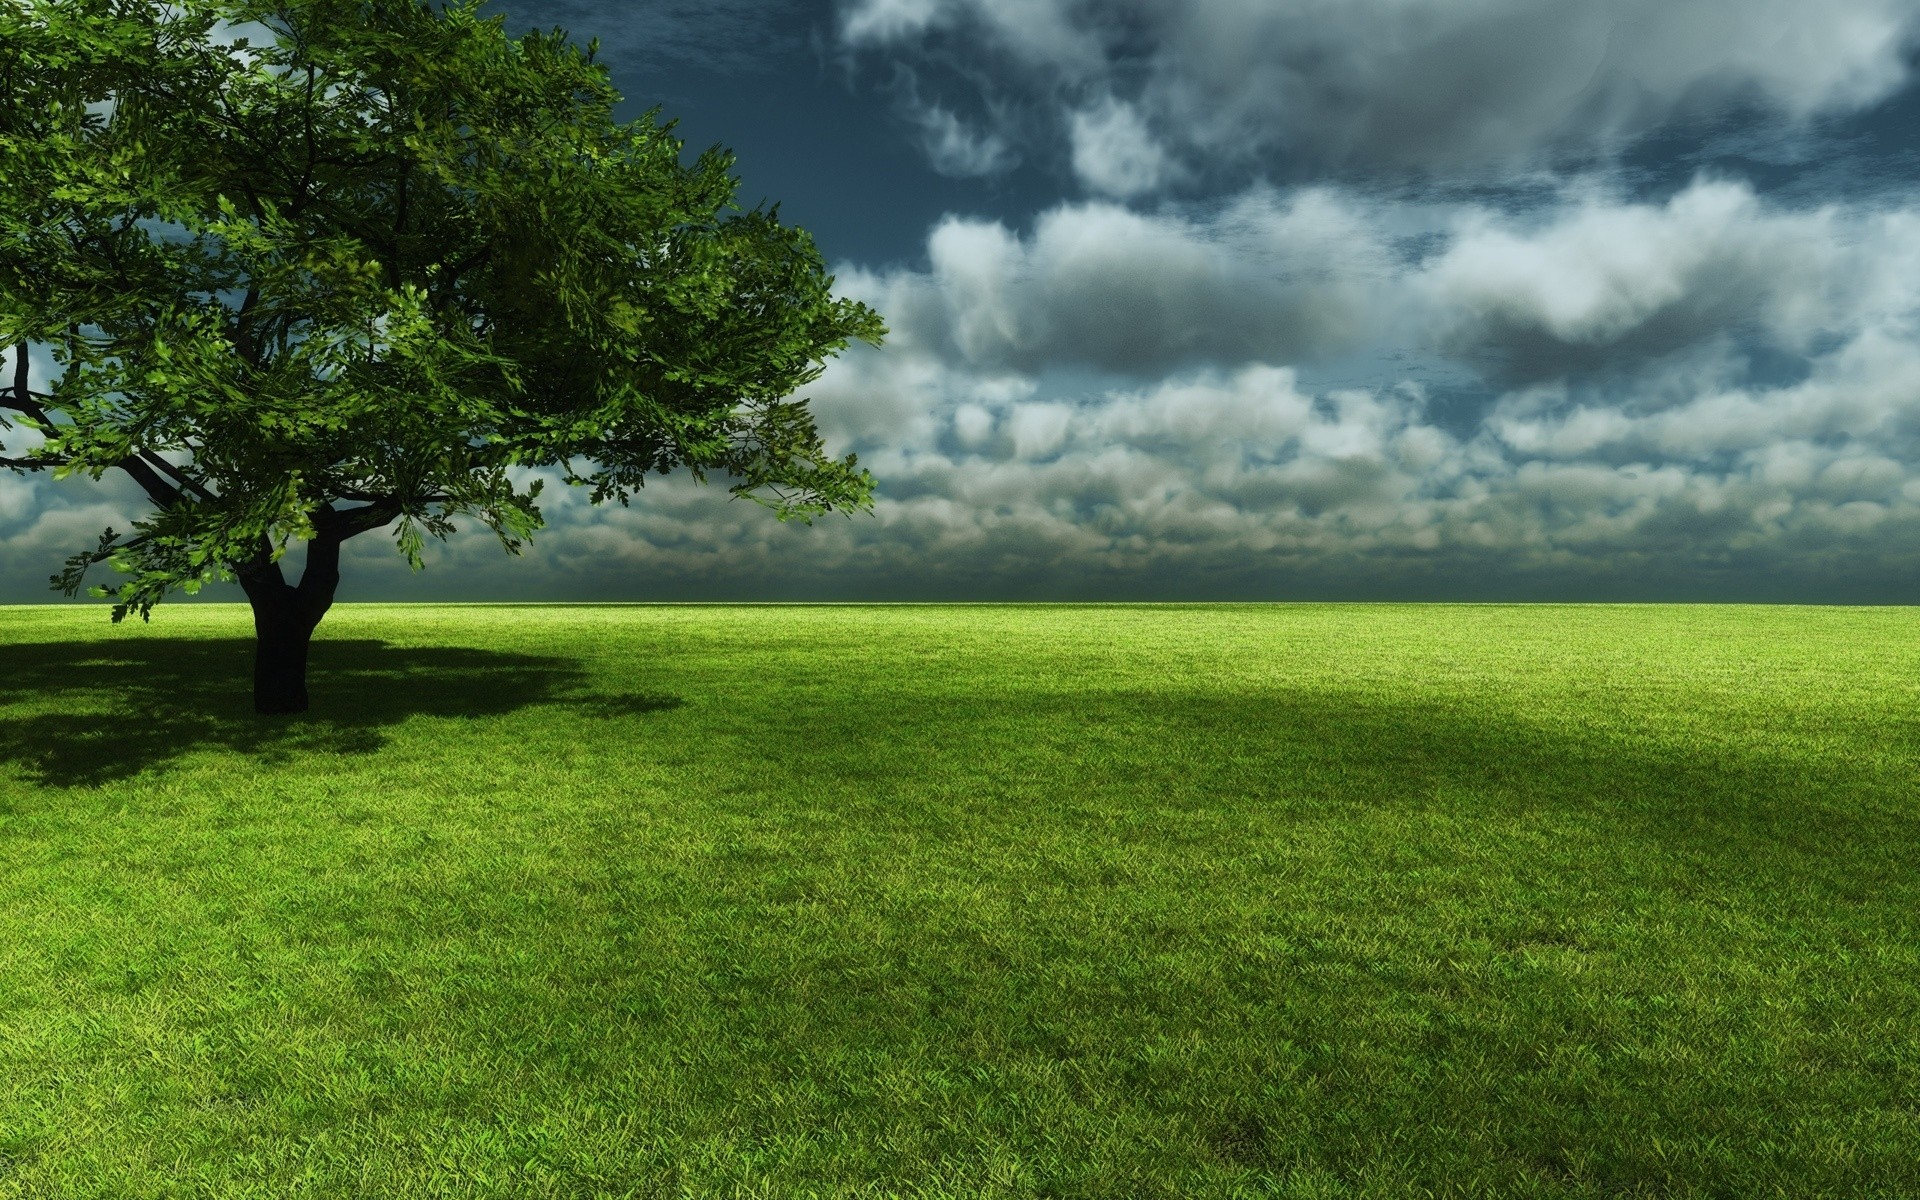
[1066,97,1173,196]
[15,175,1920,606]
[668,174,1920,598]
[0,347,184,607]
[909,100,1019,177]
[839,187,1397,375]
[1417,177,1920,385]
[836,0,1920,186]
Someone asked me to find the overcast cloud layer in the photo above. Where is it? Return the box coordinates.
[6,0,1920,605]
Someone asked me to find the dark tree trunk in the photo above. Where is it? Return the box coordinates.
[237,532,344,716]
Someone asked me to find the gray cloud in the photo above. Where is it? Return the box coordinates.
[898,93,1020,177]
[1066,97,1174,197]
[1418,177,1920,385]
[13,176,1920,608]
[837,187,1399,375]
[836,0,1920,187]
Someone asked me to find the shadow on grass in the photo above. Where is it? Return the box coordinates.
[3,670,1918,1192]
[0,637,685,789]
[263,686,1915,1192]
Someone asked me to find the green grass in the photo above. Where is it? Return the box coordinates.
[1,602,1917,1198]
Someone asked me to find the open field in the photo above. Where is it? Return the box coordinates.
[0,601,1916,1198]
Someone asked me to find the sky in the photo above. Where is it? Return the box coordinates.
[8,0,1920,604]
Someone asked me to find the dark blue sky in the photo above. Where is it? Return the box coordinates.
[471,0,1079,268]
[8,0,1920,603]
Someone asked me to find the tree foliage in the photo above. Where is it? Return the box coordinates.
[0,0,884,621]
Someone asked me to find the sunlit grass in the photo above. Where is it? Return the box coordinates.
[1,601,1917,1198]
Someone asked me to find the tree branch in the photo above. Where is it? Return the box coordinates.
[0,388,54,411]
[10,340,27,408]
[336,488,451,504]
[441,244,491,288]
[137,449,217,502]
[315,498,403,541]
[232,285,262,367]
[113,455,189,509]
[4,344,203,508]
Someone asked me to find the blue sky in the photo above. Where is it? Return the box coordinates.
[9,0,1920,603]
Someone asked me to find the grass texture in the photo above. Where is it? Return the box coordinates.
[0,601,1916,1198]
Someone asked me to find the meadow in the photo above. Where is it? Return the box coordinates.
[0,601,1915,1198]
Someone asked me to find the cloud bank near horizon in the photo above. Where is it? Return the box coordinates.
[5,0,1920,608]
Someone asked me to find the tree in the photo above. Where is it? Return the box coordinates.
[0,0,884,713]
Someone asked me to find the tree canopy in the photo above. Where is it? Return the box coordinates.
[0,0,883,608]
[0,0,884,710]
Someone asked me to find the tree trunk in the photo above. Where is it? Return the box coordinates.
[237,533,344,716]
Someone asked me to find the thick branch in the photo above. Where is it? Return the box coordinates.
[137,450,218,502]
[0,388,53,413]
[441,244,491,288]
[6,344,216,504]
[234,532,289,591]
[113,455,189,509]
[4,343,57,457]
[315,498,403,541]
[232,285,262,367]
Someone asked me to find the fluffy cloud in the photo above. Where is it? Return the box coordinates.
[635,175,1920,597]
[14,178,1920,606]
[837,0,1920,185]
[836,187,1397,375]
[1420,178,1920,384]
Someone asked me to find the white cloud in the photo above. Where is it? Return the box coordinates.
[840,187,1395,374]
[1420,178,1920,392]
[702,174,1920,595]
[839,0,944,42]
[1067,98,1172,197]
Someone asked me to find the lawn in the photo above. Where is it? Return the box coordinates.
[0,601,1916,1198]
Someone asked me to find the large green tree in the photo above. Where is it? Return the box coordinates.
[0,0,883,713]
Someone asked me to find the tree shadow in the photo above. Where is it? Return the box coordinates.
[0,637,685,789]
[1035,686,1920,882]
[4,659,1917,1191]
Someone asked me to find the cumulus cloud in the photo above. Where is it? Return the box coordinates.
[15,173,1920,606]
[837,187,1398,375]
[837,0,1920,185]
[580,173,1920,599]
[1419,177,1920,384]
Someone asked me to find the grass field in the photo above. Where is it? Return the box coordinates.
[0,601,1916,1198]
